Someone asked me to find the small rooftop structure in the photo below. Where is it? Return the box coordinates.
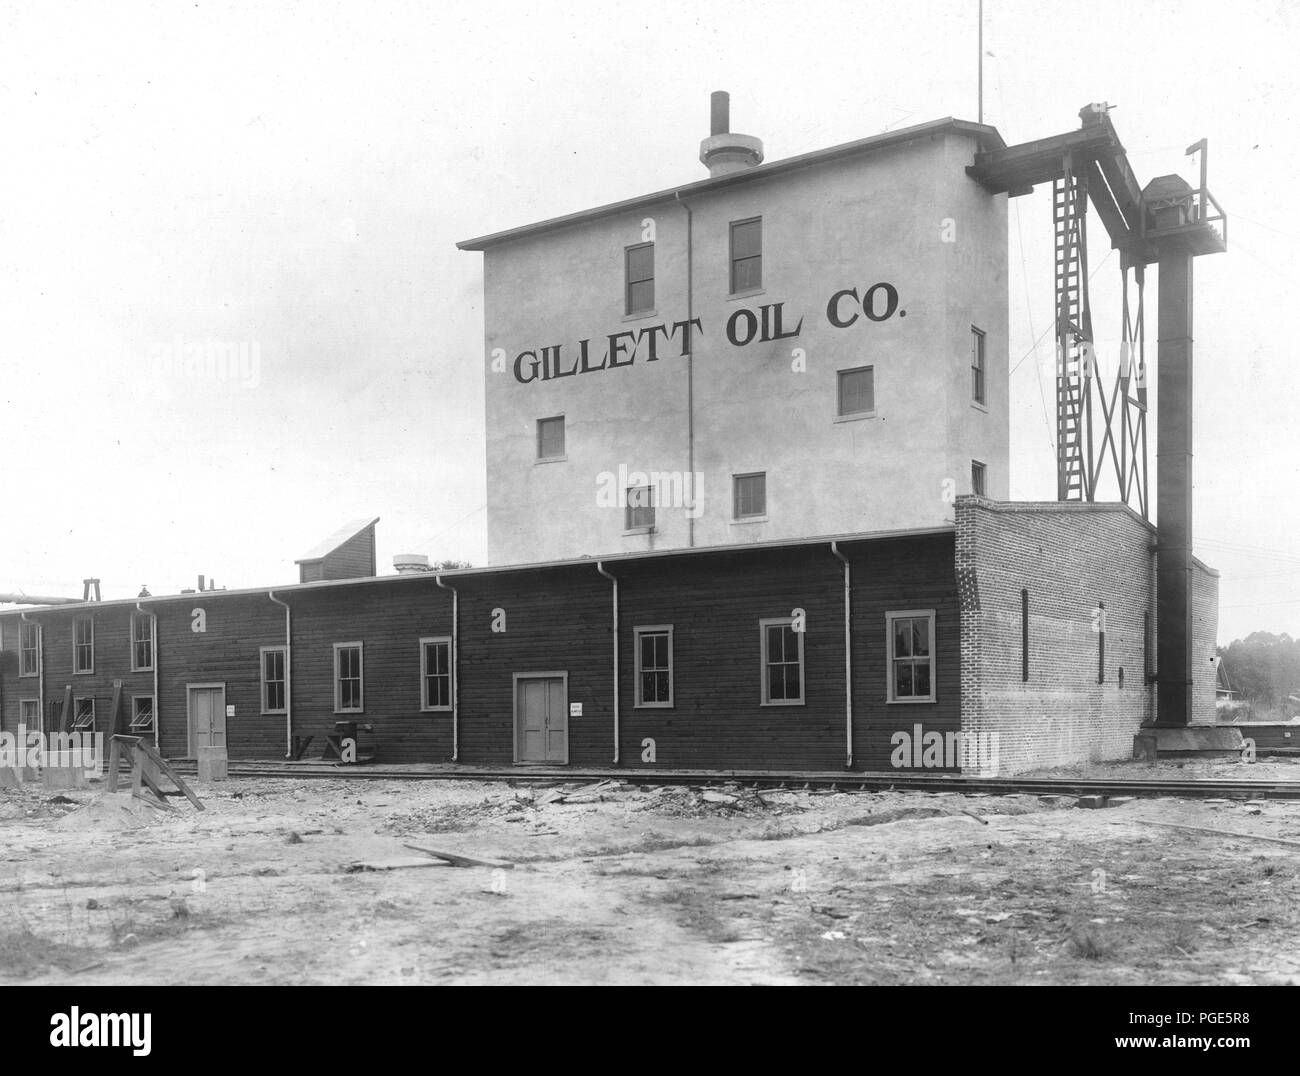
[295,518,379,583]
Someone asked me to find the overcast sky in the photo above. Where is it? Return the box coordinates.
[1,0,1296,643]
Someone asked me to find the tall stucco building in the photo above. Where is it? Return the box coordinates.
[459,96,1010,566]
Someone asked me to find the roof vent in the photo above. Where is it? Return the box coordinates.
[393,553,431,574]
[699,91,763,177]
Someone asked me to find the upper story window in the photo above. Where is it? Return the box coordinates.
[971,326,986,405]
[887,610,936,703]
[760,617,804,705]
[73,615,94,674]
[537,415,565,461]
[131,612,154,672]
[837,365,875,417]
[733,472,766,520]
[19,621,39,677]
[625,243,655,314]
[971,460,987,496]
[730,217,762,294]
[334,642,364,713]
[626,485,655,531]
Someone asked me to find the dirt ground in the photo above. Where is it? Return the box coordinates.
[3,757,1300,985]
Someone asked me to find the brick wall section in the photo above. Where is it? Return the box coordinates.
[1191,557,1220,727]
[956,497,1157,775]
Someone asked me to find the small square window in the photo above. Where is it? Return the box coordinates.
[837,366,874,416]
[733,472,766,519]
[626,485,655,530]
[971,460,987,496]
[730,218,762,294]
[537,416,565,460]
[625,243,654,314]
[130,696,155,731]
[72,697,95,730]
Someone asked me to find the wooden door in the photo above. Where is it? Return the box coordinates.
[515,674,567,763]
[187,684,226,754]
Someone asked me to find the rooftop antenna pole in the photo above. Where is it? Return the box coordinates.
[978,0,984,124]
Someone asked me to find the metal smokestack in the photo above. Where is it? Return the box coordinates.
[699,90,763,177]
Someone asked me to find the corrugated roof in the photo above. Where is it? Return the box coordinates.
[457,117,1005,251]
[294,517,380,564]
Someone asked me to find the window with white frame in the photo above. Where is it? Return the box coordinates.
[887,610,936,703]
[334,642,364,713]
[971,460,987,496]
[261,646,287,714]
[837,365,875,417]
[19,621,39,677]
[626,485,655,531]
[733,472,766,520]
[421,637,453,711]
[73,616,94,674]
[130,696,155,731]
[73,697,95,729]
[760,617,804,705]
[131,612,154,672]
[634,626,673,707]
[19,699,40,727]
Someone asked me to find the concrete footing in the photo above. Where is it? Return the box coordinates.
[42,751,89,790]
[1134,725,1245,759]
[197,746,228,782]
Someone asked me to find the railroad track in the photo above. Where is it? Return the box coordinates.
[166,762,1300,801]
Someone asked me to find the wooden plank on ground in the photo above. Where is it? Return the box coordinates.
[403,843,514,869]
[346,856,446,873]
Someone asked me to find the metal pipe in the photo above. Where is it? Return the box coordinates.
[595,562,619,765]
[831,542,853,769]
[268,591,293,757]
[434,574,459,762]
[19,611,43,733]
[674,190,696,547]
[135,602,160,749]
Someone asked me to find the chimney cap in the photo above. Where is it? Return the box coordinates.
[699,90,763,177]
[393,553,431,574]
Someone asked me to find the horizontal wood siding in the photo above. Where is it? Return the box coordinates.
[0,532,960,770]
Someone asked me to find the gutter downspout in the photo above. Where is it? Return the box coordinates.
[831,542,853,769]
[268,591,293,758]
[595,561,619,765]
[435,574,459,763]
[674,190,696,548]
[20,611,43,734]
[135,602,160,750]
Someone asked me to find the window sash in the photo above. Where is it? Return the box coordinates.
[73,698,95,729]
[262,647,287,713]
[130,696,155,730]
[730,218,762,292]
[625,485,655,529]
[838,366,874,416]
[760,619,804,704]
[887,612,936,702]
[537,416,565,459]
[19,623,38,676]
[421,638,452,711]
[131,614,154,671]
[734,473,766,518]
[334,644,363,712]
[971,328,986,404]
[73,617,93,673]
[635,627,673,707]
[972,461,986,496]
[625,244,654,313]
